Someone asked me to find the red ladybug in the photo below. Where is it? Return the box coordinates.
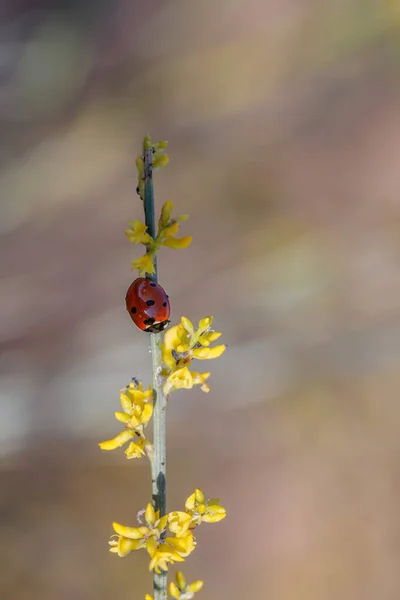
[126,277,170,333]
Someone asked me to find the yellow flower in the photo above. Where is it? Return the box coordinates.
[155,201,191,253]
[169,571,204,600]
[168,511,192,537]
[109,534,142,558]
[99,380,153,455]
[110,504,168,559]
[145,595,153,600]
[167,531,196,557]
[162,324,190,370]
[161,317,225,395]
[117,385,153,429]
[125,220,152,245]
[109,503,196,571]
[131,253,155,276]
[147,538,185,573]
[125,438,146,459]
[184,489,227,527]
[164,367,193,396]
[147,529,196,573]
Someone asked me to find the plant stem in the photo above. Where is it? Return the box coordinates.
[143,147,168,600]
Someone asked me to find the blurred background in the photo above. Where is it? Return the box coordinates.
[1,1,400,598]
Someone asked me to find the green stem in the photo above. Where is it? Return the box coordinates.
[143,147,168,600]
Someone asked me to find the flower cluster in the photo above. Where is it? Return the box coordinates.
[136,135,169,200]
[110,490,226,575]
[129,135,192,276]
[145,571,204,600]
[99,379,153,459]
[161,316,226,396]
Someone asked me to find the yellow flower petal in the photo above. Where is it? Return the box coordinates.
[192,345,226,360]
[163,221,180,238]
[187,580,204,593]
[176,214,189,222]
[116,536,140,557]
[191,372,210,388]
[128,414,141,428]
[114,411,130,423]
[162,236,192,249]
[161,200,173,222]
[204,331,222,343]
[198,316,213,332]
[168,511,192,536]
[202,504,227,523]
[127,388,146,407]
[185,492,196,512]
[125,220,152,245]
[145,595,154,600]
[153,154,169,169]
[154,140,168,150]
[125,439,146,459]
[135,156,144,173]
[148,544,184,572]
[99,430,134,450]
[145,503,156,526]
[141,402,153,424]
[137,179,145,199]
[131,253,155,276]
[112,522,149,540]
[195,489,205,503]
[176,570,186,590]
[163,367,193,396]
[166,532,196,557]
[143,134,152,150]
[169,582,180,599]
[156,514,169,534]
[180,316,194,335]
[120,391,133,414]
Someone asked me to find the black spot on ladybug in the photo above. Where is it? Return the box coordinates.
[163,301,167,307]
[144,317,155,326]
[146,300,155,307]
[150,282,157,287]
[131,307,137,314]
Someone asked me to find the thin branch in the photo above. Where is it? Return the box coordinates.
[143,147,168,600]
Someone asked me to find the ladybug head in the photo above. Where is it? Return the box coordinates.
[145,319,170,334]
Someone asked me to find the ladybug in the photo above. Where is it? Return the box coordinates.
[126,277,170,333]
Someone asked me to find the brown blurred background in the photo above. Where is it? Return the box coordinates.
[1,1,400,599]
